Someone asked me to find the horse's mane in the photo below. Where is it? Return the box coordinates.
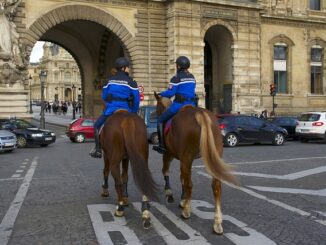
[161,97,172,109]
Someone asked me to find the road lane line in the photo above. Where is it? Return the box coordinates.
[11,174,20,178]
[192,156,326,167]
[15,170,23,173]
[197,171,326,227]
[248,186,326,197]
[0,178,24,182]
[0,157,38,245]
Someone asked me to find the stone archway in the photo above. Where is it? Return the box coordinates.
[24,4,135,117]
[203,24,234,114]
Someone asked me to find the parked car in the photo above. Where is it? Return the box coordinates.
[0,130,17,153]
[266,116,299,139]
[295,112,326,142]
[138,105,158,144]
[0,119,56,148]
[66,118,96,143]
[217,115,288,147]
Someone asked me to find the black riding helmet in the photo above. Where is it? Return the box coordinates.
[115,57,130,70]
[176,56,190,70]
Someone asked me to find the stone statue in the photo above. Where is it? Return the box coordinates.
[0,0,22,59]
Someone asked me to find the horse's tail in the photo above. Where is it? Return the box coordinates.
[195,111,238,185]
[122,117,159,201]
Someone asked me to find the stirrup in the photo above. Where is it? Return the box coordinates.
[89,148,102,158]
[153,145,166,154]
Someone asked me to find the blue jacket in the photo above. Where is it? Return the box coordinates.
[101,71,140,116]
[160,70,196,114]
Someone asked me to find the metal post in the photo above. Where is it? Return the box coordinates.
[29,76,33,114]
[72,84,76,120]
[272,94,275,116]
[39,71,47,129]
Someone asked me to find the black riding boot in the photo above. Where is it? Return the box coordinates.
[153,123,166,154]
[90,128,102,158]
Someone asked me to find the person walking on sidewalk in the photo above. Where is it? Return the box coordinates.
[89,57,140,158]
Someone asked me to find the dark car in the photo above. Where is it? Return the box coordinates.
[66,118,96,143]
[217,115,288,147]
[138,105,158,144]
[266,116,298,139]
[0,119,56,148]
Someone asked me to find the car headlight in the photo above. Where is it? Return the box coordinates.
[31,133,43,137]
[51,133,55,136]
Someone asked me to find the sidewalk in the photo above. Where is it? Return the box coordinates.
[32,106,81,127]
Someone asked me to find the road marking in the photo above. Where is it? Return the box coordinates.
[11,174,20,178]
[133,202,210,245]
[232,166,326,180]
[191,200,277,245]
[0,157,38,245]
[87,204,141,245]
[248,186,326,197]
[0,178,23,182]
[15,170,23,173]
[193,156,326,167]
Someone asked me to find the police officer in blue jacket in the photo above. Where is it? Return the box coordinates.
[153,56,197,154]
[89,57,140,158]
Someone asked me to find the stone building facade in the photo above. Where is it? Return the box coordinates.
[1,0,326,118]
[28,43,82,103]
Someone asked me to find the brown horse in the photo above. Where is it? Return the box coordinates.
[154,92,238,234]
[100,110,159,228]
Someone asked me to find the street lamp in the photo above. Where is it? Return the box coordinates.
[29,75,33,114]
[72,84,76,120]
[39,70,47,129]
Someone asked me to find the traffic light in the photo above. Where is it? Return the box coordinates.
[270,84,276,96]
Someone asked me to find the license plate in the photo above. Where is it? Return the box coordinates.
[301,129,309,132]
[5,143,14,146]
[45,137,52,141]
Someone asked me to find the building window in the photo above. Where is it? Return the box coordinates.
[64,72,71,81]
[273,44,287,93]
[311,46,323,94]
[310,0,321,10]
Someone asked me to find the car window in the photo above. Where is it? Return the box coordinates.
[248,117,264,127]
[149,111,157,123]
[299,113,320,121]
[13,120,34,129]
[81,119,94,127]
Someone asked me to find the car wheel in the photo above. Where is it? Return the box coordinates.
[300,137,309,143]
[273,133,285,146]
[224,133,238,147]
[16,136,27,148]
[75,133,85,143]
[69,137,75,142]
[150,133,159,145]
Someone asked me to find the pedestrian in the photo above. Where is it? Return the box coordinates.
[260,109,268,119]
[78,102,82,114]
[153,56,197,154]
[89,57,140,158]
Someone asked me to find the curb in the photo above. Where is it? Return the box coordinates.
[32,118,69,128]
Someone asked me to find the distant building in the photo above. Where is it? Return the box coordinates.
[29,43,82,103]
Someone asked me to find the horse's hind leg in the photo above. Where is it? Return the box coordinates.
[162,153,174,203]
[212,178,223,235]
[101,153,110,197]
[141,195,151,229]
[121,158,129,206]
[179,161,193,219]
[111,162,125,217]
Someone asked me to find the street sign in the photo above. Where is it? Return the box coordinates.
[138,85,144,93]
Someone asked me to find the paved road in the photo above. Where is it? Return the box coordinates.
[0,125,325,245]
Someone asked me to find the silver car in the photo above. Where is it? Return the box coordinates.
[0,130,17,153]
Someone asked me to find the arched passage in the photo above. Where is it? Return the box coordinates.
[204,24,234,113]
[25,5,134,117]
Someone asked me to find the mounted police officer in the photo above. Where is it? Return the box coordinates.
[89,57,140,158]
[153,56,197,154]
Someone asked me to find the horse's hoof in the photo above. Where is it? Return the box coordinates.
[181,211,191,219]
[213,224,224,235]
[142,218,151,229]
[122,197,129,206]
[101,189,109,197]
[114,211,124,217]
[166,195,174,203]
